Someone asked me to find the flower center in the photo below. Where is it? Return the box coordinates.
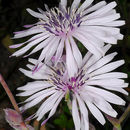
[40,6,82,36]
[50,67,85,93]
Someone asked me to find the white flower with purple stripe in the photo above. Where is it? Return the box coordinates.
[11,0,125,72]
[17,45,128,130]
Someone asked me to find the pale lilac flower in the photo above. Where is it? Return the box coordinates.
[17,45,128,130]
[10,0,125,70]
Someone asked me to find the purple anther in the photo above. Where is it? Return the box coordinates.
[57,70,61,75]
[76,14,81,23]
[65,13,70,20]
[70,23,74,30]
[58,13,64,22]
[68,85,73,90]
[77,21,82,27]
[71,77,76,82]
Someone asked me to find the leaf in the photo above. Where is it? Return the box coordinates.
[54,113,73,128]
[54,114,67,128]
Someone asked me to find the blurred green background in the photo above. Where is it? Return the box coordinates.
[0,0,129,129]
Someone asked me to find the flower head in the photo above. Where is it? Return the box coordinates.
[11,0,125,71]
[17,45,128,130]
[4,108,34,130]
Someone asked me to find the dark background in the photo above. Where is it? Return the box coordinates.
[0,0,129,129]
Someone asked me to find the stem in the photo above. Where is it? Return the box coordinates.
[33,120,39,130]
[0,74,27,128]
[119,104,130,123]
[0,74,20,113]
[113,126,122,130]
[105,114,119,126]
[106,104,130,130]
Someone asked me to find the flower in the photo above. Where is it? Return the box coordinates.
[17,45,128,130]
[4,108,34,130]
[10,0,125,71]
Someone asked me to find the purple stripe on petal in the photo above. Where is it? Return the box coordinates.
[13,30,25,34]
[41,118,49,126]
[32,64,43,74]
[25,114,36,122]
[23,25,34,28]
[9,43,25,48]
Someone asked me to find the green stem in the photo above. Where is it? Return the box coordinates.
[119,104,130,123]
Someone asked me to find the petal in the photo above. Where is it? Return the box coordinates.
[60,0,67,7]
[98,86,128,95]
[83,1,107,15]
[76,29,105,50]
[12,33,50,57]
[86,52,117,74]
[82,20,125,27]
[92,34,117,44]
[9,42,26,49]
[78,0,94,12]
[73,32,103,58]
[17,88,43,97]
[93,96,118,117]
[103,20,125,27]
[77,27,105,47]
[83,45,112,69]
[45,37,61,63]
[78,26,118,44]
[25,35,55,57]
[90,60,125,76]
[85,101,106,125]
[28,58,37,65]
[86,79,124,87]
[80,25,120,36]
[66,38,78,78]
[83,13,120,23]
[20,89,57,110]
[36,91,63,120]
[76,93,89,130]
[47,93,64,118]
[55,38,65,65]
[17,81,52,91]
[13,27,44,39]
[72,96,80,130]
[26,8,47,19]
[85,2,117,19]
[91,72,128,80]
[82,52,92,67]
[19,68,49,80]
[86,86,126,105]
[80,90,118,117]
[71,0,81,10]
[69,36,82,68]
[38,36,58,63]
[24,88,56,102]
[41,93,64,126]
[11,33,47,49]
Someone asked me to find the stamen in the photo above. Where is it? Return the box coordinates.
[38,5,82,36]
